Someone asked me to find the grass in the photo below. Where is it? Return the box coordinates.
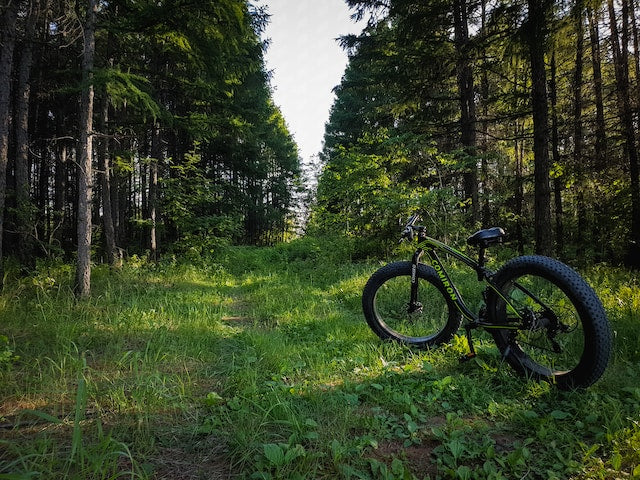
[0,237,639,479]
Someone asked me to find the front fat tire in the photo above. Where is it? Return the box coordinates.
[362,261,462,349]
[487,255,612,389]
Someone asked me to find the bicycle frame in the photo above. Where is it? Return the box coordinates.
[363,217,612,386]
[409,230,523,330]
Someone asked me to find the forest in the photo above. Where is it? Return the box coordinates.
[1,0,640,479]
[1,0,640,295]
[313,0,640,268]
[0,0,301,296]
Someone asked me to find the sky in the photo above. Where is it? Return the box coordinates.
[258,0,366,164]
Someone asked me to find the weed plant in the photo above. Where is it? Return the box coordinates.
[0,237,639,479]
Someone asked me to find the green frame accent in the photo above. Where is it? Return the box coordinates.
[414,235,524,328]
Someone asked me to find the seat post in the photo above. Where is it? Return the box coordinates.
[477,247,486,280]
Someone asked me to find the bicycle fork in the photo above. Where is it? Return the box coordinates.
[408,249,423,314]
[413,247,481,361]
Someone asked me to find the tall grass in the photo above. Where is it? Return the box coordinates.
[1,237,639,479]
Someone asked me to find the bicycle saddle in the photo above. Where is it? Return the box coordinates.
[467,227,505,247]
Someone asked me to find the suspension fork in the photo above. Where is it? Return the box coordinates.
[409,248,424,312]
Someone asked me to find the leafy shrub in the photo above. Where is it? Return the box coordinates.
[0,335,17,367]
[274,235,356,264]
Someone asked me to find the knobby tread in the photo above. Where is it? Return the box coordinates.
[487,255,612,389]
[362,261,462,348]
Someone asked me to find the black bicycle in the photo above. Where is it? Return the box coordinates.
[362,215,612,389]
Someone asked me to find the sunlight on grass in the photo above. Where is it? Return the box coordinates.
[1,245,639,479]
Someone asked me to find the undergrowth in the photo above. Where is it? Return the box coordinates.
[0,237,639,479]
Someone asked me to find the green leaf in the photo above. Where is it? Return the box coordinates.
[284,444,305,463]
[612,453,623,471]
[457,465,473,480]
[448,439,466,460]
[70,372,88,462]
[550,410,570,420]
[204,391,224,406]
[391,457,405,475]
[407,419,418,433]
[19,409,62,425]
[263,443,285,467]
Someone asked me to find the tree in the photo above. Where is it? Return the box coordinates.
[0,0,19,285]
[607,0,640,267]
[453,0,479,223]
[572,0,587,257]
[98,92,118,266]
[0,0,299,281]
[75,0,97,298]
[526,0,553,256]
[14,0,43,264]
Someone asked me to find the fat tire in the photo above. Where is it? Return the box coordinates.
[487,255,612,389]
[362,261,462,348]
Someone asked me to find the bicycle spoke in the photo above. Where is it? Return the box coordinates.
[363,261,462,348]
[503,275,584,373]
[365,220,611,388]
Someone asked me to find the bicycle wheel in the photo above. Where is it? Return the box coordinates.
[362,261,462,348]
[487,256,611,389]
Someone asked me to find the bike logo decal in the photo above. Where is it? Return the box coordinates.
[431,261,458,301]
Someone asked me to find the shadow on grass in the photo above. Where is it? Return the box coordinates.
[1,255,639,479]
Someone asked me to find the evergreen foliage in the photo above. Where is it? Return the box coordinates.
[313,0,640,266]
[0,0,301,282]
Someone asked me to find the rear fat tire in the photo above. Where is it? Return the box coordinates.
[487,255,612,389]
[362,261,462,349]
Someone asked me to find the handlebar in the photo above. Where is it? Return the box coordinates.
[405,214,419,228]
[400,214,421,242]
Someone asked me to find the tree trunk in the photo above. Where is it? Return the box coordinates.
[75,0,97,297]
[37,147,48,247]
[608,0,640,267]
[629,0,640,110]
[515,122,525,256]
[15,0,38,264]
[480,0,491,227]
[149,122,161,261]
[98,93,117,266]
[550,52,564,259]
[54,143,67,250]
[628,0,640,265]
[587,6,607,261]
[573,1,587,258]
[527,0,553,256]
[453,0,478,224]
[588,6,607,170]
[0,0,19,286]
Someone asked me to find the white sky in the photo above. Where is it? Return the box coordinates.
[258,0,366,163]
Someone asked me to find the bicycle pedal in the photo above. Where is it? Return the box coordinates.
[459,352,477,363]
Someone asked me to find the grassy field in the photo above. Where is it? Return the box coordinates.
[1,238,639,479]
